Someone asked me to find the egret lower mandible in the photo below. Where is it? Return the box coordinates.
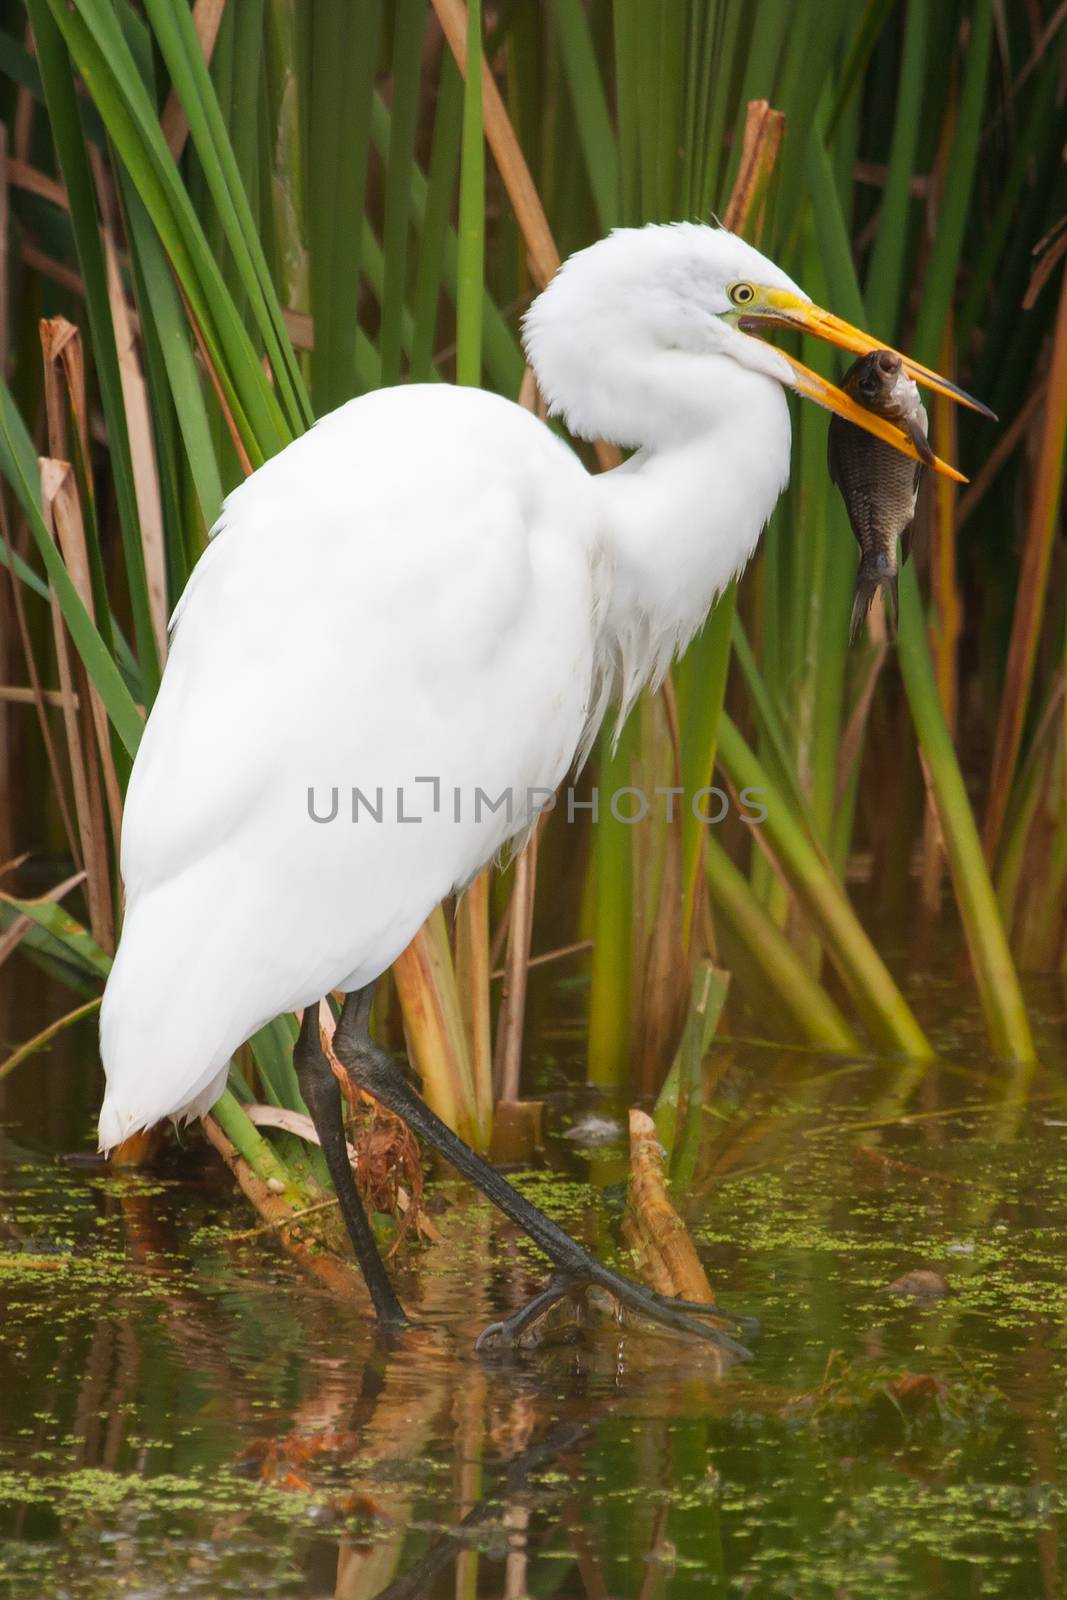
[99,223,984,1351]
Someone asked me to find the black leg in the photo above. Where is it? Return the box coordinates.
[333,987,750,1357]
[293,1002,408,1326]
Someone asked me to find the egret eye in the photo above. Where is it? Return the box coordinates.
[729,282,756,306]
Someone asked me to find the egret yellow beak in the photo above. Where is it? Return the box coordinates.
[784,355,967,483]
[739,289,996,485]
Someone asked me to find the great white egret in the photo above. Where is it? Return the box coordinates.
[99,223,984,1349]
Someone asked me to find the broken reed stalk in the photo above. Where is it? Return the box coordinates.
[90,150,169,664]
[392,907,488,1150]
[493,826,539,1103]
[455,870,494,1132]
[39,458,123,847]
[39,459,113,953]
[203,1106,365,1303]
[39,318,124,840]
[622,1107,714,1303]
[721,99,784,234]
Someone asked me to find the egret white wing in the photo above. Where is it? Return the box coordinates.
[100,385,606,1146]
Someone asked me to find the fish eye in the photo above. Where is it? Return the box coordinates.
[728,282,756,306]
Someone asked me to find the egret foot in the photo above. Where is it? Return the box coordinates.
[292,1002,409,1328]
[474,1270,753,1355]
[474,1273,585,1350]
[330,986,752,1358]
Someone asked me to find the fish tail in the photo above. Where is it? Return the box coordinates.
[885,571,900,634]
[849,566,899,643]
[849,571,880,643]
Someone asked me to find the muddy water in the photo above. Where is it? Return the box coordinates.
[2,964,1067,1598]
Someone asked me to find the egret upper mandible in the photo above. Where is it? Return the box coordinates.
[99,223,980,1348]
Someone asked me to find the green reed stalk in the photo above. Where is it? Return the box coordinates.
[211,1088,310,1203]
[306,0,380,411]
[705,837,860,1053]
[456,0,484,386]
[717,715,933,1058]
[380,0,427,387]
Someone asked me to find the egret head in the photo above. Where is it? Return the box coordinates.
[523,222,989,470]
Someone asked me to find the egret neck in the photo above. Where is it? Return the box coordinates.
[591,354,791,710]
[521,224,799,715]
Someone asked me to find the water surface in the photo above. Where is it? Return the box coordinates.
[2,965,1066,1597]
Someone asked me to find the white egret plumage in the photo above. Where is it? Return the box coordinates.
[99,223,981,1347]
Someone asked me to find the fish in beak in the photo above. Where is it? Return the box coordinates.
[738,289,996,485]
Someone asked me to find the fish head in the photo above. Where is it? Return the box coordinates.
[843,350,920,423]
[855,350,901,403]
[732,287,995,481]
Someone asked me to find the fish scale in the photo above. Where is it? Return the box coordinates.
[827,350,928,642]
